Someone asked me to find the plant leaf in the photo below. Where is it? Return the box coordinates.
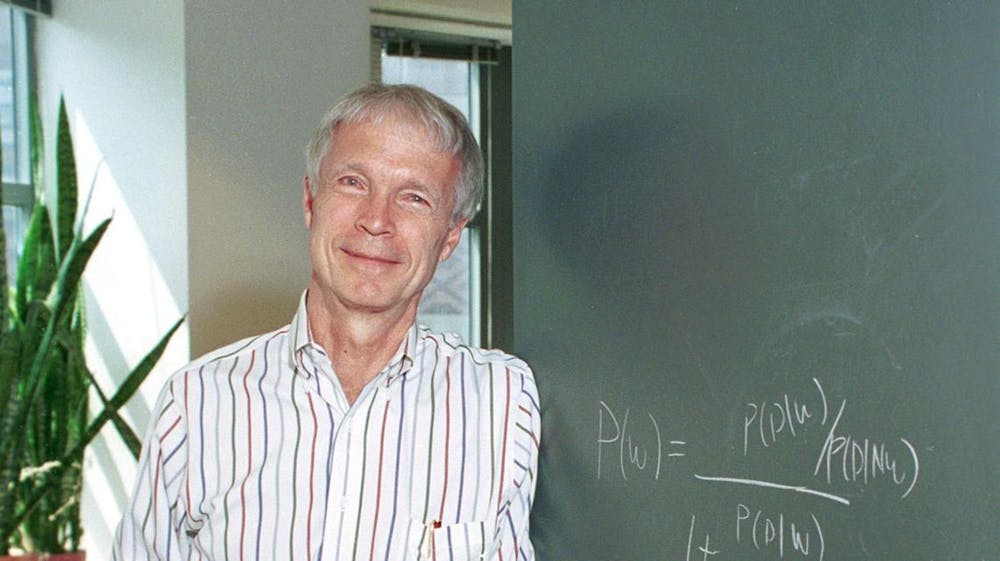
[29,95,42,193]
[83,315,185,459]
[0,124,7,329]
[55,98,77,261]
[44,217,109,327]
[15,204,55,320]
[15,218,106,455]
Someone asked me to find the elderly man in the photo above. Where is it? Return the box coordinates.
[114,84,540,561]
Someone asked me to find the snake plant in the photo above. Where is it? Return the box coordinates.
[0,98,183,554]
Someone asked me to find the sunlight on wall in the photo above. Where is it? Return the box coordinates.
[70,111,189,550]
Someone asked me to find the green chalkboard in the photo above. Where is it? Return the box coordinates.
[512,3,999,560]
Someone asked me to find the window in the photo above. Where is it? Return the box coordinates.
[381,53,482,345]
[377,29,513,349]
[1,4,33,284]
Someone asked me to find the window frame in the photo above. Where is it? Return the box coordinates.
[2,4,37,282]
[476,47,512,351]
[2,4,33,185]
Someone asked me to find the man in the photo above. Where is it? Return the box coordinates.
[114,84,540,561]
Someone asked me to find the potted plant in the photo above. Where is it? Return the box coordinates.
[0,98,183,558]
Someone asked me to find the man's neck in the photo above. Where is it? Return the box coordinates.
[305,288,416,405]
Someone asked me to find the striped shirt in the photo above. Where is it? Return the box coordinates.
[113,294,541,561]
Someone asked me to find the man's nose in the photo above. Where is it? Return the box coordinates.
[356,193,394,236]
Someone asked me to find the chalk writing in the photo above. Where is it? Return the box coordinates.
[744,378,829,455]
[597,401,675,480]
[738,378,920,499]
[681,377,920,560]
[686,516,721,561]
[814,399,920,499]
[683,508,826,561]
[596,375,925,560]
[736,504,825,561]
[693,474,849,505]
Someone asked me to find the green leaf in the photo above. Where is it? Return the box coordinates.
[0,328,21,432]
[0,125,7,328]
[83,315,185,459]
[15,204,56,320]
[44,217,109,329]
[55,98,77,261]
[29,95,43,193]
[0,328,32,547]
[13,211,104,478]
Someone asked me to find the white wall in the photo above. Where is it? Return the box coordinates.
[35,1,369,557]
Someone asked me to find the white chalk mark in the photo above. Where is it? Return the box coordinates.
[900,437,919,499]
[694,474,851,506]
[649,412,662,480]
[813,377,828,425]
[685,515,696,561]
[811,513,825,561]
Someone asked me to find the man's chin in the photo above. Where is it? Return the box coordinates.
[337,290,419,317]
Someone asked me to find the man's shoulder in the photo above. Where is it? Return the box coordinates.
[173,325,291,377]
[415,326,534,378]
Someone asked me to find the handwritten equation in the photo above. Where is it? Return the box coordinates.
[597,401,687,481]
[686,505,824,561]
[740,377,919,501]
[594,378,921,560]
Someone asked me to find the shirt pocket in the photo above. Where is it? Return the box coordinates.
[405,519,493,561]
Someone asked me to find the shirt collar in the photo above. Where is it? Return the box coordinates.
[289,290,417,381]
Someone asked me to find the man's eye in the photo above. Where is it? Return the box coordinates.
[336,177,364,190]
[406,193,429,205]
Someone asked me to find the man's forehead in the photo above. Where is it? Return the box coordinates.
[324,117,462,186]
[335,111,449,151]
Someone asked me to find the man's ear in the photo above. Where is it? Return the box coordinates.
[303,175,314,228]
[438,218,469,262]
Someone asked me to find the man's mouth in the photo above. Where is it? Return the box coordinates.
[342,247,400,266]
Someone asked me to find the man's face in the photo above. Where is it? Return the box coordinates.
[303,114,466,317]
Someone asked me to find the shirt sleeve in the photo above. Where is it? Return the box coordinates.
[494,363,541,561]
[113,376,191,561]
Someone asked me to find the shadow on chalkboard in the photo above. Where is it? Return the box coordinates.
[536,97,764,392]
[532,98,755,557]
[540,97,753,305]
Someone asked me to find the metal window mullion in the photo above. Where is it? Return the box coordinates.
[11,6,32,186]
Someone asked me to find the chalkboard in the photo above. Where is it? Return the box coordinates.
[512,3,999,560]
